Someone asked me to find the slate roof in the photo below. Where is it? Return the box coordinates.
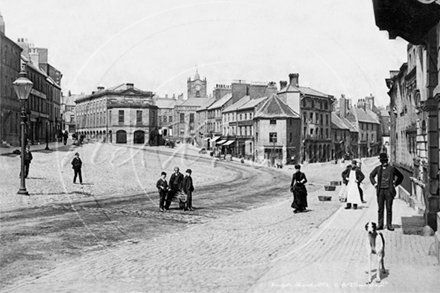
[208,93,233,110]
[279,84,330,98]
[196,97,216,111]
[254,94,300,119]
[237,96,268,111]
[331,113,349,130]
[223,96,251,113]
[154,98,176,109]
[340,116,358,132]
[355,107,380,124]
[178,97,212,107]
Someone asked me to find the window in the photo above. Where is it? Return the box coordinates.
[118,110,124,123]
[163,115,167,123]
[310,129,314,135]
[270,119,276,124]
[303,112,307,123]
[169,116,173,122]
[310,112,313,123]
[180,113,184,123]
[136,110,142,124]
[320,114,323,125]
[240,114,242,120]
[245,113,247,120]
[190,113,194,123]
[289,132,292,143]
[326,129,329,138]
[70,114,74,122]
[250,113,253,119]
[269,132,277,143]
[326,115,329,126]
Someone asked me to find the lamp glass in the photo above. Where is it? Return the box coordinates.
[13,73,33,101]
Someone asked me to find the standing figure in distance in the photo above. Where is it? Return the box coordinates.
[20,145,33,178]
[343,160,365,209]
[183,169,195,211]
[369,153,404,231]
[290,164,308,213]
[156,171,169,212]
[63,131,68,145]
[71,152,83,184]
[165,167,184,210]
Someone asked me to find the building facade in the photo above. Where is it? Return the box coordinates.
[254,94,301,165]
[278,73,335,163]
[0,17,22,146]
[373,0,440,233]
[75,83,157,144]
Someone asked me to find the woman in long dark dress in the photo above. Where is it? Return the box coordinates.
[290,164,308,213]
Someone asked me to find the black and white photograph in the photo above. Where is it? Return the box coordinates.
[1,0,440,292]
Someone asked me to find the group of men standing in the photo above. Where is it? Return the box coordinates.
[340,153,404,231]
[156,167,194,212]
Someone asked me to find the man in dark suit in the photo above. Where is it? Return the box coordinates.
[183,169,194,211]
[20,145,33,178]
[156,171,169,212]
[369,153,404,231]
[165,167,184,210]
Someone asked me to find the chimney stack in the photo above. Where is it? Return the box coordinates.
[29,48,39,67]
[97,86,105,91]
[340,94,347,118]
[0,12,5,34]
[279,80,287,90]
[289,73,299,87]
[126,83,134,89]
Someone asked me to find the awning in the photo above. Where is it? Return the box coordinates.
[216,140,227,145]
[211,136,220,141]
[203,137,210,141]
[222,140,235,146]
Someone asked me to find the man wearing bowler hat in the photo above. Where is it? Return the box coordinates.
[369,153,404,231]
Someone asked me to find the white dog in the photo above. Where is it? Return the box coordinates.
[365,221,386,284]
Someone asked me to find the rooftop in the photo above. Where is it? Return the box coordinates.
[254,94,300,119]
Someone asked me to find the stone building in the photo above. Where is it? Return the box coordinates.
[278,73,335,163]
[254,94,301,165]
[0,13,22,146]
[16,38,63,145]
[331,112,350,160]
[61,91,83,135]
[174,70,211,143]
[372,0,440,234]
[154,94,183,139]
[75,83,157,144]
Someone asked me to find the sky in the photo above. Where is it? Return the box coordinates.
[0,0,408,106]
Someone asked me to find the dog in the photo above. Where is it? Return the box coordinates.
[365,221,386,284]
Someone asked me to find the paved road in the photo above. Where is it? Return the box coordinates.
[1,148,346,292]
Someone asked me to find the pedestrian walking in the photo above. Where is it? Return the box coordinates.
[165,167,184,210]
[71,152,83,184]
[183,169,195,211]
[290,164,308,213]
[156,172,169,212]
[19,145,33,178]
[369,153,404,231]
[343,160,365,209]
[355,160,367,203]
[63,131,68,145]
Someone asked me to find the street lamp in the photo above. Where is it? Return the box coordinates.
[45,120,50,150]
[13,70,33,195]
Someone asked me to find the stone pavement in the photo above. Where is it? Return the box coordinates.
[1,153,438,293]
[248,181,440,293]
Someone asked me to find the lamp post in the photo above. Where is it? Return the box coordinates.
[45,120,50,150]
[13,70,33,195]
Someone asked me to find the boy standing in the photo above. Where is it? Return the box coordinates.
[71,152,83,184]
[183,169,194,211]
[156,172,169,212]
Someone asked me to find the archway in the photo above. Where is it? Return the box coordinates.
[116,130,127,143]
[134,130,145,144]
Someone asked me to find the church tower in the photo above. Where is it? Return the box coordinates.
[187,69,207,99]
